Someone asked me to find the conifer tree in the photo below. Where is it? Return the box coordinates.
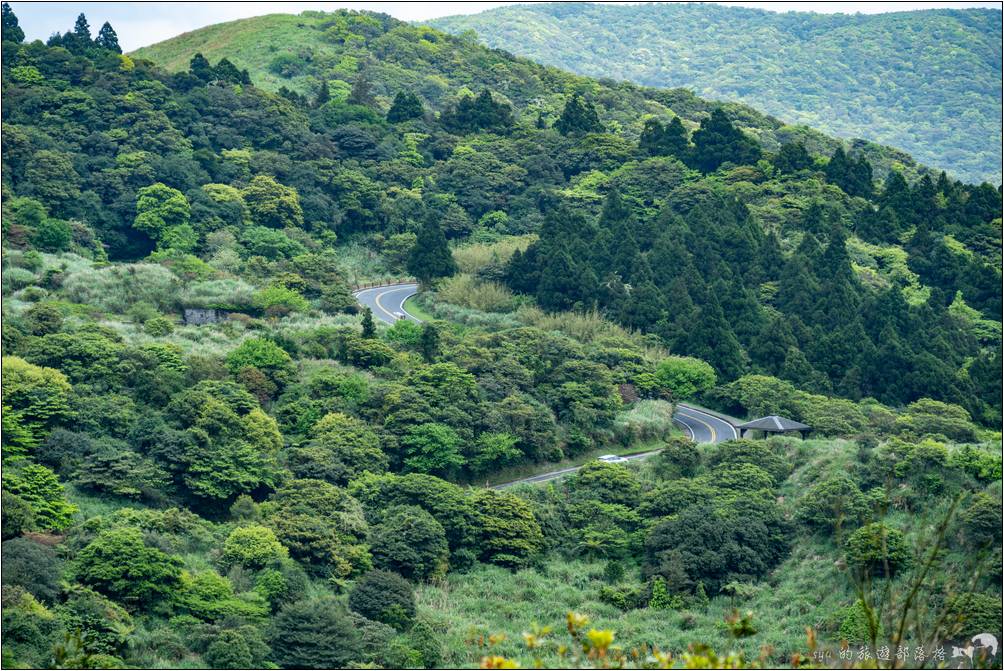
[361,308,376,338]
[315,79,331,107]
[387,91,424,122]
[690,108,761,172]
[73,13,91,41]
[189,53,213,82]
[95,22,121,53]
[2,2,24,43]
[555,93,603,136]
[419,323,440,362]
[408,216,456,287]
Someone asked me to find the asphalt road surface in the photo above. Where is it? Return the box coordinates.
[353,283,740,487]
[353,283,420,324]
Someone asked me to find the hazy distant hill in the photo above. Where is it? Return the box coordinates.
[430,3,1003,185]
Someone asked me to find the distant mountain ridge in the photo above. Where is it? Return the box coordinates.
[429,2,1003,185]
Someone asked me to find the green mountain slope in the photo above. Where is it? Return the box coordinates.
[131,10,934,184]
[429,3,1003,185]
[2,6,1002,669]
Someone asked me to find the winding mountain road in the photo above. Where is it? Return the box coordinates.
[352,282,739,487]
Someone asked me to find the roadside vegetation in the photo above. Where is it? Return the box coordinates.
[1,5,1000,669]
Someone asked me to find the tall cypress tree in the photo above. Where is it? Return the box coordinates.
[2,2,24,43]
[73,13,91,41]
[690,108,761,173]
[555,93,603,136]
[387,91,424,122]
[315,79,331,107]
[190,53,213,82]
[95,22,121,53]
[408,216,456,287]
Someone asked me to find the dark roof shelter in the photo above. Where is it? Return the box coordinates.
[737,415,812,439]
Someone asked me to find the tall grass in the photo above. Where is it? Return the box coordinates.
[452,234,536,274]
[613,400,677,446]
[436,274,516,312]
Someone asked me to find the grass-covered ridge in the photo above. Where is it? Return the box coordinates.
[431,2,1003,185]
[132,8,939,184]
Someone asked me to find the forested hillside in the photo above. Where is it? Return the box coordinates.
[2,6,1001,669]
[431,3,1003,185]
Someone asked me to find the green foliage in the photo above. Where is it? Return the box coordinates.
[1,492,35,540]
[555,93,603,136]
[1,356,72,448]
[269,597,363,669]
[222,525,289,569]
[1,538,64,603]
[1,461,77,531]
[652,356,716,400]
[400,423,465,476]
[167,380,283,500]
[72,527,183,606]
[387,91,424,122]
[241,175,303,229]
[837,599,881,644]
[260,479,370,578]
[226,338,293,378]
[570,461,641,507]
[795,475,869,532]
[370,505,449,581]
[289,412,388,485]
[173,570,268,622]
[470,488,544,569]
[58,585,134,657]
[348,569,416,629]
[133,184,191,241]
[843,522,910,577]
[945,592,1004,638]
[408,216,457,286]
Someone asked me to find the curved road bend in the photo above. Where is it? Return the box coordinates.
[353,283,421,324]
[352,283,739,487]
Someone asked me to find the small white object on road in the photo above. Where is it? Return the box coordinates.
[597,454,629,464]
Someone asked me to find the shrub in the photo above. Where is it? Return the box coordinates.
[254,284,310,316]
[173,571,268,622]
[436,274,515,312]
[945,593,1003,638]
[226,338,294,391]
[705,439,790,485]
[1,492,35,540]
[958,493,1002,548]
[1,356,72,446]
[471,489,545,569]
[348,570,416,630]
[222,526,289,569]
[652,356,716,400]
[370,506,449,581]
[57,585,134,656]
[143,316,174,336]
[1,461,77,532]
[838,599,882,644]
[72,527,183,606]
[288,412,387,485]
[180,279,256,311]
[844,523,910,577]
[795,475,870,531]
[269,597,362,669]
[895,398,977,442]
[569,461,641,507]
[1,538,64,603]
[652,435,701,479]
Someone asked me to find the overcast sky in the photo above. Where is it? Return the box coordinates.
[10,1,1001,52]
